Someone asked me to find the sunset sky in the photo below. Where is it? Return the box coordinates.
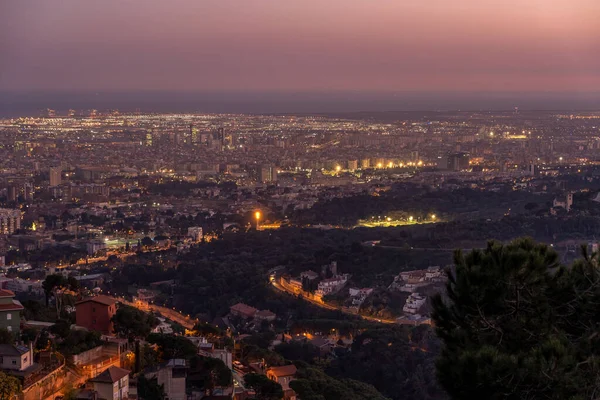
[1,0,599,93]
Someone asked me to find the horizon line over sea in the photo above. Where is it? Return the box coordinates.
[1,90,599,117]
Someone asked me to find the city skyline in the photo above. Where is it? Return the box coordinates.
[2,0,599,94]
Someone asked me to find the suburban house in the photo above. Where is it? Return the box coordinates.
[266,365,297,400]
[144,359,187,400]
[316,274,349,296]
[75,295,117,335]
[229,303,258,319]
[0,343,34,372]
[0,289,24,335]
[403,293,427,314]
[89,366,130,400]
[299,270,319,281]
[254,310,276,322]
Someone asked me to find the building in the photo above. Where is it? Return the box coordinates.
[144,359,187,400]
[49,167,62,187]
[75,296,117,335]
[187,226,203,242]
[0,344,33,371]
[300,270,319,281]
[403,293,427,314]
[0,289,23,334]
[259,165,278,183]
[446,152,470,171]
[254,310,277,322]
[229,303,258,319]
[553,193,573,212]
[266,365,297,400]
[0,209,21,235]
[86,240,107,256]
[316,274,349,296]
[89,366,130,400]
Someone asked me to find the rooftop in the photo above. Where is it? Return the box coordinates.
[267,364,297,377]
[76,295,116,307]
[90,366,130,384]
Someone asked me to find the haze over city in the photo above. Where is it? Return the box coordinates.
[2,0,600,113]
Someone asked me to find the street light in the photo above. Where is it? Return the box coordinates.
[431,214,436,221]
[409,216,414,222]
[255,211,261,230]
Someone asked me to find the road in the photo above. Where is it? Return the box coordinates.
[271,277,397,324]
[112,296,197,330]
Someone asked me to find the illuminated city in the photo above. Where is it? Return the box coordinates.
[1,0,599,399]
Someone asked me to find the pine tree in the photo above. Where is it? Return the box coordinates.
[432,238,600,400]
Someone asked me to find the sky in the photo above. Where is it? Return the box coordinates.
[1,0,599,94]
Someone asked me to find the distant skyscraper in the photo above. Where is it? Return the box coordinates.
[259,165,278,183]
[49,167,62,187]
[0,209,21,234]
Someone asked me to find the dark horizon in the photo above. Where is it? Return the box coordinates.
[1,90,599,117]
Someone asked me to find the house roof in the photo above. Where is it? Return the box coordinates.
[309,337,332,348]
[90,366,130,384]
[0,289,15,298]
[0,301,24,311]
[75,295,116,307]
[229,303,258,316]
[0,344,30,356]
[267,365,297,377]
[255,310,276,318]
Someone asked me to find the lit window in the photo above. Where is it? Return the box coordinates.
[6,314,11,320]
[6,326,11,332]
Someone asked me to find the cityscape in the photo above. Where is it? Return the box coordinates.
[1,1,600,400]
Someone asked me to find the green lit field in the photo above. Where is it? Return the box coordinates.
[356,217,438,228]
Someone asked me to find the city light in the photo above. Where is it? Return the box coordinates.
[377,162,383,168]
[431,214,436,220]
[335,165,341,172]
[409,216,413,222]
[255,211,261,230]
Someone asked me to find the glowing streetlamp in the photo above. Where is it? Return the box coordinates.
[388,161,393,168]
[255,211,261,230]
[335,165,341,173]
[377,162,383,168]
[409,216,414,222]
[431,214,436,221]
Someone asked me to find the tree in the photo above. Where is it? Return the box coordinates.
[244,373,284,400]
[187,356,232,395]
[111,305,158,341]
[146,334,198,360]
[432,238,600,400]
[0,371,21,400]
[42,274,66,306]
[137,376,165,400]
[141,236,154,247]
[0,329,13,345]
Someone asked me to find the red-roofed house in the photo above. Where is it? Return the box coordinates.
[267,365,297,400]
[76,295,117,335]
[229,303,258,319]
[0,289,23,335]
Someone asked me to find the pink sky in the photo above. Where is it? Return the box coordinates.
[1,0,599,92]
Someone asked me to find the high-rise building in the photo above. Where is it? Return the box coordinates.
[259,165,278,183]
[0,209,21,234]
[49,167,62,187]
[190,125,200,145]
[446,152,470,171]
